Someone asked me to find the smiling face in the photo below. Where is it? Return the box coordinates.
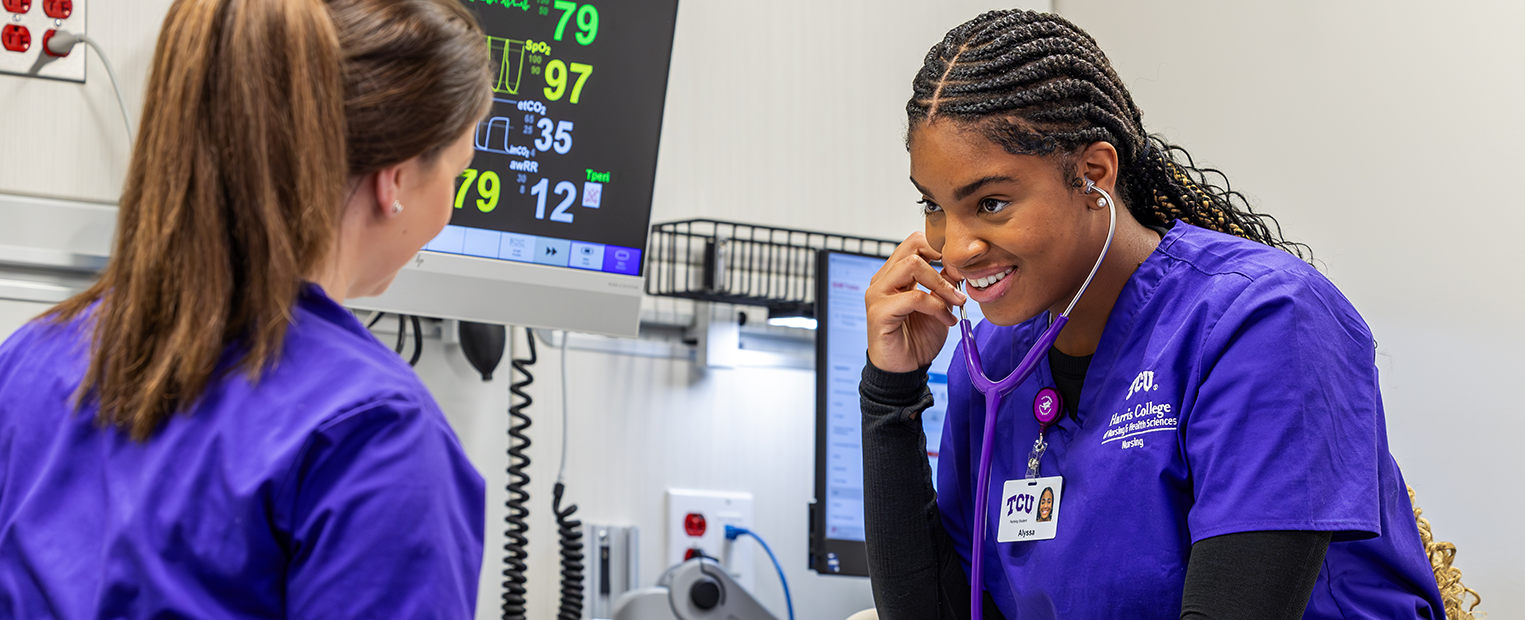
[1037,487,1054,521]
[909,120,1113,327]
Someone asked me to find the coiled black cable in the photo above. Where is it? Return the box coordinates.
[502,328,535,620]
[552,482,584,620]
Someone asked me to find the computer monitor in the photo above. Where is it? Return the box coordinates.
[350,0,679,337]
[809,250,982,576]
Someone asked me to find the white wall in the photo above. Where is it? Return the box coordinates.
[649,0,1043,242]
[1054,0,1523,614]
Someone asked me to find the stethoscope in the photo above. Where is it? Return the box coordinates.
[956,177,1117,619]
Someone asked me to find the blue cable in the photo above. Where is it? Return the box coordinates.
[724,525,794,620]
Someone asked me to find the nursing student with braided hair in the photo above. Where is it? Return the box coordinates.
[860,10,1447,620]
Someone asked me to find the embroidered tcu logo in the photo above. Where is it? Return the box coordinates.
[1126,371,1157,400]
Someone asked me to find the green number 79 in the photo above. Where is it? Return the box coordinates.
[455,169,479,209]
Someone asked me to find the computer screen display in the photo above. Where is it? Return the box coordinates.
[351,0,678,336]
[811,250,982,576]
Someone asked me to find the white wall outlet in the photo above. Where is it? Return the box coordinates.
[665,488,754,591]
[0,0,87,83]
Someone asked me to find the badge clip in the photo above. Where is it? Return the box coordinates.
[1026,387,1062,479]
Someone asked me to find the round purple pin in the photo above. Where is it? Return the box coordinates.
[1033,387,1062,430]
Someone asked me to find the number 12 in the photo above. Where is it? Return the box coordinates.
[530,178,578,223]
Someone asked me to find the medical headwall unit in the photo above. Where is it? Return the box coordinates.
[810,250,982,576]
[351,0,679,337]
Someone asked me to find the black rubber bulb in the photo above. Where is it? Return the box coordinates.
[457,321,506,381]
[690,577,721,610]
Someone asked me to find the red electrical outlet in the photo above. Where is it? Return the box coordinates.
[41,0,66,18]
[2,0,29,14]
[41,29,66,56]
[1,25,29,53]
[682,512,706,537]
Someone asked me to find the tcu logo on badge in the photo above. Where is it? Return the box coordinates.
[1006,492,1034,516]
[1125,370,1158,400]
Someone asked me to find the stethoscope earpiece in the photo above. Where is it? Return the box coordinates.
[1082,177,1107,207]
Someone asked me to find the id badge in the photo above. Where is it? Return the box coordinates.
[996,476,1063,542]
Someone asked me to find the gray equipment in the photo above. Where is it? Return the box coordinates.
[586,524,640,619]
[611,558,778,620]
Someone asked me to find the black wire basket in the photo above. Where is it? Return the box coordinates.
[645,219,900,319]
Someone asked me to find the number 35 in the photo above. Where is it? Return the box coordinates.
[534,119,573,155]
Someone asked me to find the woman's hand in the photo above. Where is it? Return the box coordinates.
[865,232,967,373]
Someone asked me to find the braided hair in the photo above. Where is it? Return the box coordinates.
[909,10,1307,259]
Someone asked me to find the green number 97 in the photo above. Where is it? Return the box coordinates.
[545,61,593,104]
[575,4,598,45]
[476,171,500,212]
[544,59,567,101]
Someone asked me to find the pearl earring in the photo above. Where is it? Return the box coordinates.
[392,200,404,215]
[1096,197,1106,207]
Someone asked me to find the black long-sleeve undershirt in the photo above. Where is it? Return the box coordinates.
[860,360,1329,620]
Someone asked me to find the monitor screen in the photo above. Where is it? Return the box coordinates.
[810,250,982,576]
[350,0,678,336]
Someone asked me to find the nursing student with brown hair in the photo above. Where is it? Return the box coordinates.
[0,0,494,616]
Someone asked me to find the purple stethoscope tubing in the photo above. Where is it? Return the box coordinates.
[961,178,1117,619]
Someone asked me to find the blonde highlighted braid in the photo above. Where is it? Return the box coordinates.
[1409,485,1484,618]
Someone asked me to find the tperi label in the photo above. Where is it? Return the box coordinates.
[997,476,1063,543]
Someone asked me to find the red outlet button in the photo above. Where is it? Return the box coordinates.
[3,0,30,15]
[683,512,706,537]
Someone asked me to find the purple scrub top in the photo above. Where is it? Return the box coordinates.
[939,223,1446,618]
[0,284,484,619]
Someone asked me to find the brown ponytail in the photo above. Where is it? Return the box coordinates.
[46,0,490,440]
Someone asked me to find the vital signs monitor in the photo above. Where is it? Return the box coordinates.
[351,0,679,337]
